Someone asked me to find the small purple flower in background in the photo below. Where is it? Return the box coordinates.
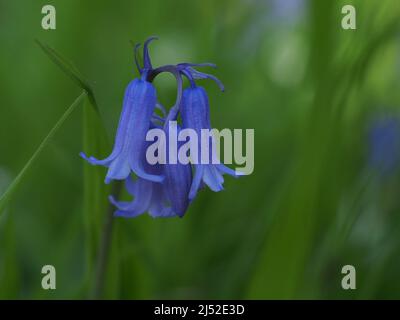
[368,116,400,175]
[81,36,239,218]
[269,0,305,24]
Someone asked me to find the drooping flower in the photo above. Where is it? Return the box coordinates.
[80,77,163,184]
[111,135,192,218]
[180,85,238,200]
[109,166,174,218]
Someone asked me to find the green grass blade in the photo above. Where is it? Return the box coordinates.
[35,39,114,297]
[0,213,19,298]
[35,39,98,109]
[0,92,86,215]
[82,96,111,293]
[36,40,115,298]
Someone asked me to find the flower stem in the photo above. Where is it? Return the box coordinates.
[91,181,122,299]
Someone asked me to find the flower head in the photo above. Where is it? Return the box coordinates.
[81,36,241,218]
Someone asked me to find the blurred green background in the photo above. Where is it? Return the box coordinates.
[1,0,400,299]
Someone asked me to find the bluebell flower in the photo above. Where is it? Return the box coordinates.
[181,85,238,200]
[109,165,174,218]
[81,36,241,218]
[111,136,192,218]
[80,78,164,184]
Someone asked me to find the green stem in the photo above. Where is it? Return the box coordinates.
[0,92,86,215]
[91,182,122,299]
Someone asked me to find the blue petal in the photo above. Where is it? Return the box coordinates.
[164,164,191,216]
[181,86,212,131]
[183,67,224,91]
[189,165,204,200]
[143,36,158,70]
[182,86,238,197]
[80,79,139,168]
[110,177,153,214]
[163,126,193,216]
[203,165,224,192]
[110,165,172,218]
[149,205,177,218]
[81,78,164,183]
[164,161,192,217]
[125,175,139,196]
[134,43,142,74]
[217,164,241,177]
[114,209,144,218]
[104,153,130,184]
[125,80,164,182]
[178,62,217,68]
[148,183,178,218]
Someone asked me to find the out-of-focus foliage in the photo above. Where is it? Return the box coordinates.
[0,0,400,299]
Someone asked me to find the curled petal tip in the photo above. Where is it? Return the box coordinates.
[135,170,165,183]
[134,43,142,73]
[178,62,217,68]
[212,76,225,92]
[143,36,159,69]
[108,195,117,204]
[183,67,225,91]
[235,171,246,177]
[80,152,101,165]
[145,35,159,42]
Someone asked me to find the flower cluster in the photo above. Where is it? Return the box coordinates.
[81,37,238,218]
